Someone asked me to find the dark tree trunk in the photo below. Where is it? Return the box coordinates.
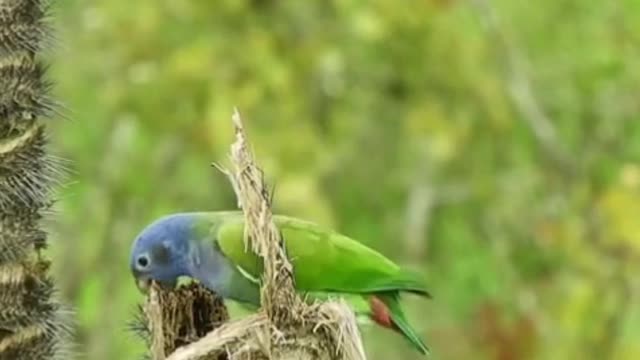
[0,0,72,359]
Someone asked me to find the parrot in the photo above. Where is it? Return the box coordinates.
[129,211,431,355]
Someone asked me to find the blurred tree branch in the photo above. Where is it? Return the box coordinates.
[470,0,574,172]
[404,176,469,263]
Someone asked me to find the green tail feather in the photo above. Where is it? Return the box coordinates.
[380,293,430,356]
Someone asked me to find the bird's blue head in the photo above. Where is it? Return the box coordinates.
[129,213,195,292]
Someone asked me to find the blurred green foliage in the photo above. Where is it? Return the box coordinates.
[47,0,640,359]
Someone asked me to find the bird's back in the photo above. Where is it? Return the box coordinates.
[199,211,429,296]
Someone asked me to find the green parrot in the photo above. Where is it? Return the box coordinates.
[129,211,431,355]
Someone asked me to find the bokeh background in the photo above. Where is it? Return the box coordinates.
[46,0,640,359]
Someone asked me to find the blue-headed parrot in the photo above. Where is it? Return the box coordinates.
[129,212,431,355]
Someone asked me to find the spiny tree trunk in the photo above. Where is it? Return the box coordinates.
[0,0,72,359]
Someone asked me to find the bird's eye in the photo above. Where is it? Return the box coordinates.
[137,254,150,269]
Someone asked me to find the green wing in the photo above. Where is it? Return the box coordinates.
[208,212,429,297]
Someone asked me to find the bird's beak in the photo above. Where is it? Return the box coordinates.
[136,277,151,294]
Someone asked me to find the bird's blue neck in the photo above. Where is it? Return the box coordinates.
[188,240,260,305]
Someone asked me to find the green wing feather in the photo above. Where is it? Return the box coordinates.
[208,212,429,297]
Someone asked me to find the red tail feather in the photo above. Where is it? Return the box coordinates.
[369,295,399,331]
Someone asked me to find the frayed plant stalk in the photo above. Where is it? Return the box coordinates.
[147,285,167,360]
[157,108,366,360]
[0,0,73,359]
[222,109,301,325]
